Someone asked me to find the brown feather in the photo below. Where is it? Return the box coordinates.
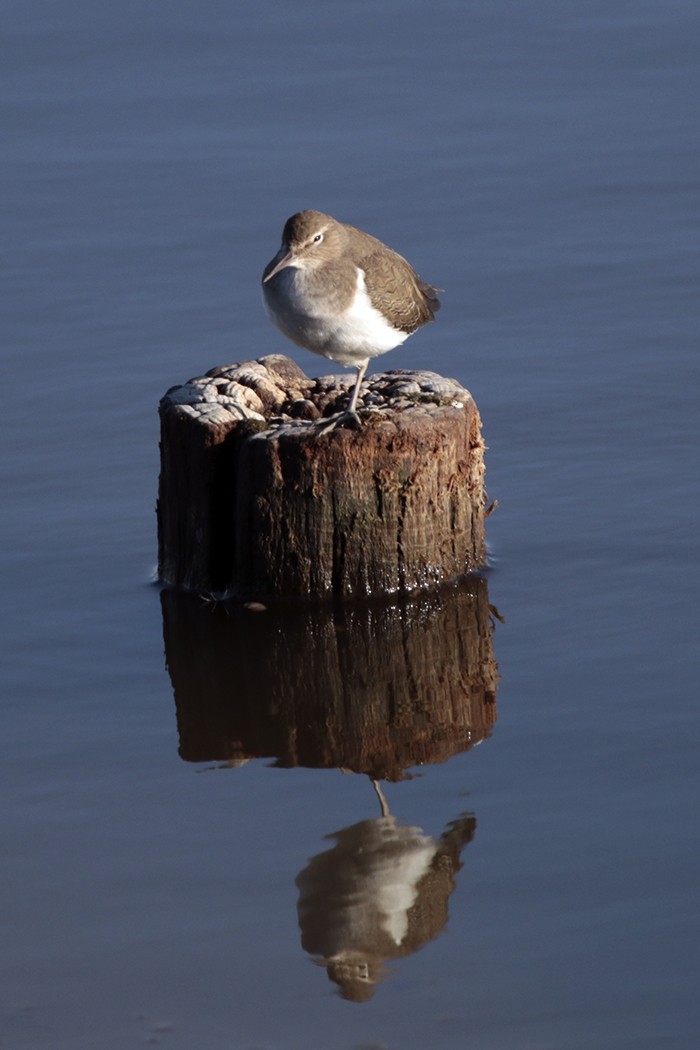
[344,224,441,333]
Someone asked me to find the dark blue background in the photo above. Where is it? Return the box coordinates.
[2,2,698,1047]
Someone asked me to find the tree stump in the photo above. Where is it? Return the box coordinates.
[157,354,487,599]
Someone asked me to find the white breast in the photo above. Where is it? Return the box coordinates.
[324,269,409,364]
[264,267,409,368]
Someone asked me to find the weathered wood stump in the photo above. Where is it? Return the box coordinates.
[157,354,487,599]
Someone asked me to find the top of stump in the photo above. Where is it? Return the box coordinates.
[160,354,475,430]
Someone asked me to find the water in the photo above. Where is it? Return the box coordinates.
[2,1,698,1047]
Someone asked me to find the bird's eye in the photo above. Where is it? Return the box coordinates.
[313,233,323,243]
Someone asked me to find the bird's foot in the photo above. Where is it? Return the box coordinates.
[315,409,363,434]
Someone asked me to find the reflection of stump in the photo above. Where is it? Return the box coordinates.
[157,354,487,598]
[161,576,499,779]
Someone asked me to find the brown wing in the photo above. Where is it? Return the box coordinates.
[349,227,441,334]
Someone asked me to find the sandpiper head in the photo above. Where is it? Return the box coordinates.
[263,210,346,282]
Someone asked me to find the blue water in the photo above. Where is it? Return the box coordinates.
[2,1,698,1047]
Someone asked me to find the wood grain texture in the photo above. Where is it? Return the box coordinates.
[157,355,487,598]
[162,575,498,778]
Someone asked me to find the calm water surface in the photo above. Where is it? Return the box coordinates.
[2,2,698,1048]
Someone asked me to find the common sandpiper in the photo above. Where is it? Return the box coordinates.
[262,210,440,428]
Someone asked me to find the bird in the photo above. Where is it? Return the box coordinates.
[262,210,440,427]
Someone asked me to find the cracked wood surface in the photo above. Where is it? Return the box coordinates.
[158,354,487,599]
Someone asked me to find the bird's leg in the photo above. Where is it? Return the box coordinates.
[347,360,368,415]
[316,359,369,434]
[371,778,391,818]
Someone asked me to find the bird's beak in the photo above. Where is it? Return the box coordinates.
[263,248,296,283]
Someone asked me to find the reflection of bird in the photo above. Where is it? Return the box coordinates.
[296,812,476,1001]
[371,778,391,818]
[262,210,440,427]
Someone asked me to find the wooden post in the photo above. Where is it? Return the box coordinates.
[157,354,487,599]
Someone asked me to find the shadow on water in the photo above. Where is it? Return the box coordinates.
[160,575,500,999]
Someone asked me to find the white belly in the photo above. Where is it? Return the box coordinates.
[263,267,409,368]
